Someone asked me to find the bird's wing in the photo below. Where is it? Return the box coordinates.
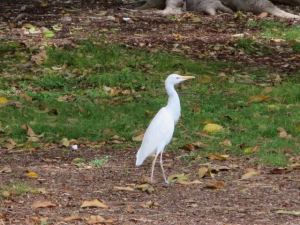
[136,107,174,166]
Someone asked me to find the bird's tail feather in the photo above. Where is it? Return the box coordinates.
[136,148,147,166]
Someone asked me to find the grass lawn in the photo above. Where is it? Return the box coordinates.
[1,39,300,167]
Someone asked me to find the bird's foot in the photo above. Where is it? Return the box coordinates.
[164,180,174,186]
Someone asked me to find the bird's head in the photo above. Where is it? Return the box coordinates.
[166,74,195,86]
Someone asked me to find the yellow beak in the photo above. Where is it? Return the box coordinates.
[181,76,195,80]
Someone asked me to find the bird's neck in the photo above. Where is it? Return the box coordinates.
[165,83,181,123]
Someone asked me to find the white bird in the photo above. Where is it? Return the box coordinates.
[136,74,195,184]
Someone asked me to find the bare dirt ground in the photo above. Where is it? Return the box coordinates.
[1,147,300,225]
[1,1,300,225]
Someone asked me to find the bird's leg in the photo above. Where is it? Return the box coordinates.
[160,151,170,184]
[150,153,159,185]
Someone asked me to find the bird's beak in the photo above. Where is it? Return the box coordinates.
[181,76,195,80]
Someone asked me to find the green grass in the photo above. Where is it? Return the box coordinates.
[246,19,300,52]
[0,182,35,198]
[0,40,300,167]
[88,156,109,167]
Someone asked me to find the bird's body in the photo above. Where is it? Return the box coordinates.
[136,74,195,184]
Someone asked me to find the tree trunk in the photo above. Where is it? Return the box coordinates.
[139,0,300,18]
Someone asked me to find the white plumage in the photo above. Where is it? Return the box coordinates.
[136,74,195,184]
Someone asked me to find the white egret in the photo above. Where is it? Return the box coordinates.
[136,74,195,184]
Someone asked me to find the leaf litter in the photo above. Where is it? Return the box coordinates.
[1,1,300,224]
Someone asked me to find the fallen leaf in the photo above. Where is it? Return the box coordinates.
[63,214,82,222]
[192,142,208,148]
[203,123,223,133]
[44,30,55,38]
[31,50,47,65]
[269,168,292,174]
[167,173,189,183]
[2,191,11,198]
[219,139,232,146]
[208,153,229,161]
[268,105,279,110]
[60,137,69,147]
[3,139,17,149]
[264,87,273,93]
[199,75,212,83]
[178,180,201,185]
[244,146,260,153]
[203,181,226,189]
[183,143,195,151]
[195,132,215,139]
[26,172,39,178]
[72,158,86,164]
[248,95,270,103]
[242,171,258,179]
[0,97,8,104]
[134,184,155,193]
[31,201,56,208]
[0,165,12,173]
[113,186,134,192]
[80,199,108,209]
[259,12,268,18]
[198,167,208,178]
[132,133,144,142]
[36,188,48,194]
[145,200,160,207]
[21,124,36,137]
[86,215,105,224]
[126,205,134,213]
[276,210,300,216]
[277,127,292,139]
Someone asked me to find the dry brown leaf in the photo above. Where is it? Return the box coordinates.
[259,12,268,18]
[178,180,201,185]
[113,186,134,192]
[86,215,105,224]
[2,191,11,198]
[60,137,69,147]
[192,142,208,148]
[208,153,229,161]
[198,167,208,178]
[21,124,36,137]
[31,49,47,65]
[19,93,32,102]
[0,165,12,173]
[126,205,134,213]
[219,139,232,146]
[134,184,155,193]
[195,132,215,139]
[80,199,108,209]
[277,127,292,139]
[183,143,195,151]
[269,168,292,174]
[63,214,82,222]
[31,201,56,208]
[132,133,144,142]
[203,181,226,189]
[248,95,270,103]
[146,200,160,207]
[242,171,258,179]
[264,87,273,93]
[167,173,189,183]
[3,139,17,149]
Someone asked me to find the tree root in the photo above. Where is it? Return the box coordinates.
[139,0,300,18]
